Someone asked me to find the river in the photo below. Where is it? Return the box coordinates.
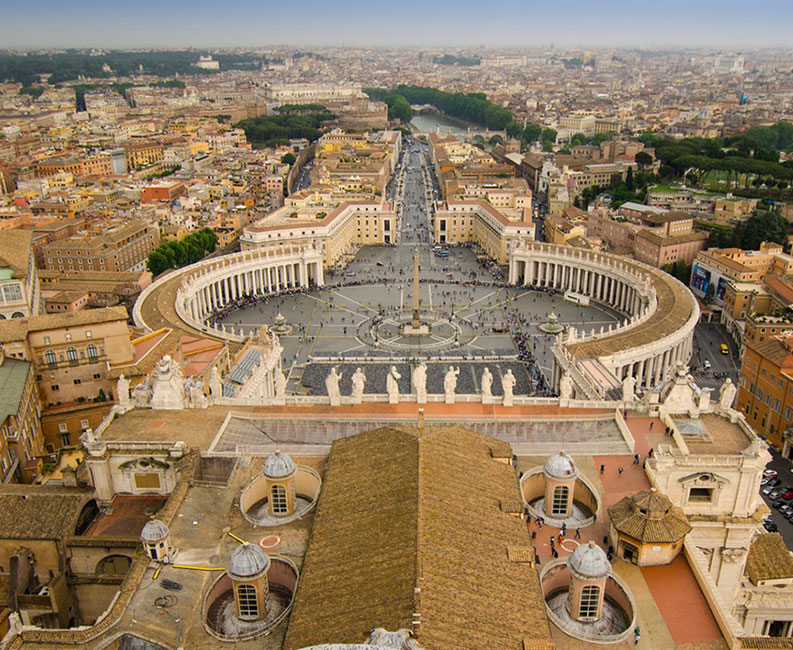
[410,112,471,134]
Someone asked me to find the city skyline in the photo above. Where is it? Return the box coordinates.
[3,0,793,49]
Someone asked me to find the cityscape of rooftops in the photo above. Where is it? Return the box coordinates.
[1,1,793,649]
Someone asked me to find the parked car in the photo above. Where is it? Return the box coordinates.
[779,504,793,516]
[772,500,785,509]
[764,469,779,479]
[764,519,779,532]
[783,489,793,500]
[769,489,784,500]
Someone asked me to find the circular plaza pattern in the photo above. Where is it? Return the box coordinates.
[134,237,698,401]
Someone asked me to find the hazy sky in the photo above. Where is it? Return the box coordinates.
[3,0,793,49]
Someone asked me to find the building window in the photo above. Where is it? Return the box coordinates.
[73,379,81,385]
[58,423,68,433]
[578,585,600,620]
[80,419,89,428]
[271,484,288,514]
[237,584,258,620]
[44,336,50,345]
[785,407,792,421]
[551,485,569,516]
[773,399,781,413]
[85,330,92,339]
[59,433,70,447]
[45,350,56,365]
[51,385,59,392]
[65,333,72,342]
[688,487,714,503]
[87,344,97,359]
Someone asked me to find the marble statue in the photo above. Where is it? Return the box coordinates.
[621,374,636,402]
[481,367,493,404]
[501,369,516,407]
[209,366,223,400]
[444,365,460,404]
[151,355,186,410]
[116,374,130,409]
[351,367,366,403]
[187,379,208,409]
[719,377,737,410]
[132,376,151,409]
[559,372,574,400]
[387,366,401,404]
[412,362,427,404]
[326,367,343,406]
[274,370,287,404]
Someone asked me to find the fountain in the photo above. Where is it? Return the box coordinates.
[270,312,293,335]
[539,312,564,334]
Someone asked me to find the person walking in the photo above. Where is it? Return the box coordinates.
[649,420,654,431]
[600,464,605,474]
[575,527,581,539]
[618,466,624,475]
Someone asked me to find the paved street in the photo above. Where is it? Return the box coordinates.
[760,448,793,547]
[690,321,740,392]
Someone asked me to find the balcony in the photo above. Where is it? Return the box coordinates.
[41,354,108,370]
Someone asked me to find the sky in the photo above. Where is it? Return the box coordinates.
[2,0,793,50]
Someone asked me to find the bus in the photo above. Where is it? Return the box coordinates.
[563,291,590,306]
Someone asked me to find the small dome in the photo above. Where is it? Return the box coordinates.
[569,541,611,580]
[140,519,169,543]
[228,543,270,580]
[544,451,578,480]
[263,450,296,479]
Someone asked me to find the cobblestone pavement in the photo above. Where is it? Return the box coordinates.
[218,245,623,396]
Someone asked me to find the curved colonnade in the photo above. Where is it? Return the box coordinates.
[135,240,698,403]
[509,242,699,398]
[134,244,324,343]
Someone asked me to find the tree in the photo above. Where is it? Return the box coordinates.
[570,133,589,147]
[541,128,557,144]
[704,283,715,305]
[625,166,634,190]
[541,139,554,152]
[635,151,653,169]
[281,153,296,165]
[522,123,542,144]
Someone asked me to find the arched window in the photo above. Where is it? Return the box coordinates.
[87,344,97,359]
[551,485,569,516]
[270,484,288,514]
[67,347,78,362]
[45,350,56,365]
[578,585,600,620]
[237,584,258,619]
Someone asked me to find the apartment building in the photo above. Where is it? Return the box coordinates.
[124,142,163,170]
[691,242,793,306]
[0,349,45,483]
[633,229,708,267]
[737,333,793,449]
[0,230,43,320]
[0,306,134,409]
[433,200,535,264]
[41,221,160,273]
